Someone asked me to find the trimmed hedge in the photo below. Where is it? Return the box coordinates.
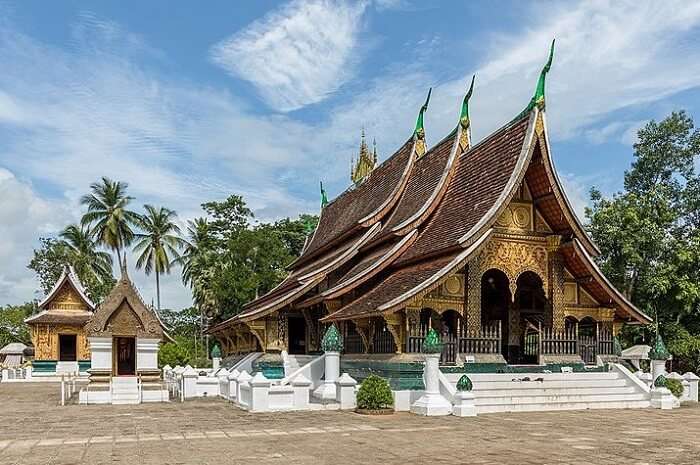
[356,375,394,410]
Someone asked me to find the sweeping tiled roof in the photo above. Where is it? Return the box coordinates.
[37,265,95,311]
[396,113,532,264]
[295,139,415,264]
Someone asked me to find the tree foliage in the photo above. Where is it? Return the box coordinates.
[586,111,700,372]
[0,302,36,347]
[178,195,318,321]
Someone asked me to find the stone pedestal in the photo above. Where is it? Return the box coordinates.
[452,390,477,417]
[336,373,358,410]
[651,387,675,410]
[313,351,339,401]
[411,353,452,416]
[212,357,221,372]
[182,366,198,399]
[292,374,312,409]
[651,359,667,384]
[249,372,271,412]
[683,372,699,402]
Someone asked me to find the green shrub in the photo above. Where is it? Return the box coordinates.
[665,378,684,398]
[356,375,394,410]
[158,342,190,367]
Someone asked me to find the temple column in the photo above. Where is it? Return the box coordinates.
[384,312,404,354]
[465,260,482,332]
[547,235,565,331]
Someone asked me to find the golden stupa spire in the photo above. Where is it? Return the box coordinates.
[351,127,377,184]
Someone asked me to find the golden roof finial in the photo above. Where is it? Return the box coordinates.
[351,127,376,184]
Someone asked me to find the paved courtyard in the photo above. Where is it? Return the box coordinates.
[1,383,699,464]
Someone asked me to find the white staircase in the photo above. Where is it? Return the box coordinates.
[444,368,650,414]
[285,355,316,374]
[111,377,140,405]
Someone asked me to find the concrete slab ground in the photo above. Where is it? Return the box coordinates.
[1,382,699,464]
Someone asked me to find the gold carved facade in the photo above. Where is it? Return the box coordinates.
[47,284,89,311]
[31,324,90,361]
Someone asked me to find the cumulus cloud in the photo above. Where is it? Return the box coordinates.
[210,0,368,112]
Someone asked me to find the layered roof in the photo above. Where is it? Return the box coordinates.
[211,44,650,331]
[36,265,95,312]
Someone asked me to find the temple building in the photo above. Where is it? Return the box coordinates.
[25,265,95,376]
[79,260,170,404]
[208,42,651,377]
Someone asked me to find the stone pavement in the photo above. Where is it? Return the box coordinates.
[1,383,699,464]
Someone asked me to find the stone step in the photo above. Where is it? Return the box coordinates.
[475,392,649,406]
[476,399,650,414]
[472,386,638,398]
[470,379,630,390]
[445,372,621,383]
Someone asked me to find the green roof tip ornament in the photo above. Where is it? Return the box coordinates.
[321,324,343,352]
[654,374,668,388]
[211,344,221,359]
[458,75,475,152]
[533,39,554,110]
[613,336,623,357]
[320,181,328,209]
[456,374,473,392]
[649,331,671,360]
[422,328,443,354]
[414,87,432,158]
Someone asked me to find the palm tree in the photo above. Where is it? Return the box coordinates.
[80,177,140,266]
[132,205,186,311]
[59,224,113,281]
[176,218,210,288]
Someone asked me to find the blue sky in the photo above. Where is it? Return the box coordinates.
[1,0,700,310]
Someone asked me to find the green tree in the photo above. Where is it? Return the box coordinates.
[81,177,140,266]
[132,205,186,311]
[586,111,700,372]
[28,236,115,303]
[0,302,36,347]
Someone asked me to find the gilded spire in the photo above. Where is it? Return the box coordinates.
[351,127,377,184]
[320,181,328,209]
[414,88,431,158]
[372,138,378,164]
[459,75,475,152]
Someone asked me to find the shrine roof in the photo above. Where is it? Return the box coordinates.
[25,310,92,326]
[293,139,414,266]
[396,112,533,265]
[37,265,95,311]
[375,131,457,239]
[561,239,652,324]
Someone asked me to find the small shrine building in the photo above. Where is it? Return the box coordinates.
[25,265,94,375]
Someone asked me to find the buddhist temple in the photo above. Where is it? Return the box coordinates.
[208,42,652,380]
[25,265,95,376]
[79,259,170,404]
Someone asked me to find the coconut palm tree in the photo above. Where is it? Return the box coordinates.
[59,224,114,280]
[132,205,186,311]
[176,218,211,288]
[80,177,140,266]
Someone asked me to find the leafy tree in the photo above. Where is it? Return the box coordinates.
[28,237,115,303]
[158,337,191,367]
[0,302,36,347]
[81,177,140,266]
[132,205,186,311]
[586,111,700,372]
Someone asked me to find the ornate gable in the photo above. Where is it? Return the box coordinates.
[86,274,165,340]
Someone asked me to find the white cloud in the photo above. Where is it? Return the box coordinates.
[210,0,368,111]
[0,169,75,304]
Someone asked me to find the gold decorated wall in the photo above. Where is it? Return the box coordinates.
[31,324,90,361]
[30,282,92,360]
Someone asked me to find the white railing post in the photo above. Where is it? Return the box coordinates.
[60,374,65,406]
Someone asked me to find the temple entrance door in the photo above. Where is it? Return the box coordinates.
[114,337,136,376]
[58,334,77,361]
[288,317,306,355]
[481,269,511,362]
[514,271,547,364]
